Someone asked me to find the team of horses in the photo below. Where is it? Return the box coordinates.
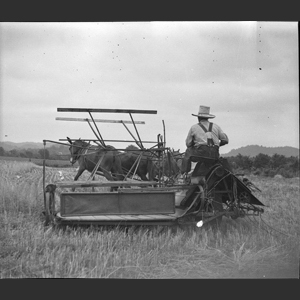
[67,137,182,183]
[66,137,234,186]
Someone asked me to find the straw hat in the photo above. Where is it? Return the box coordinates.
[192,106,215,118]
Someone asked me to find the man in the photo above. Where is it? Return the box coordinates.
[181,105,229,178]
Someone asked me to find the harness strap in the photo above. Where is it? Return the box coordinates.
[198,122,215,146]
[198,122,208,133]
[198,122,213,132]
[71,144,92,165]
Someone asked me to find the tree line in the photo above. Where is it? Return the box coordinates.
[1,146,299,178]
[227,153,299,178]
[0,146,68,161]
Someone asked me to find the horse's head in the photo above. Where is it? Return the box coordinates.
[171,149,181,159]
[67,137,88,165]
[171,149,183,169]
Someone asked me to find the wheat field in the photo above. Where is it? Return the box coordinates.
[0,159,299,278]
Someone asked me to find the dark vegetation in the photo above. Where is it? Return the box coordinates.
[1,145,299,177]
[226,153,299,178]
[0,145,71,168]
[223,145,299,158]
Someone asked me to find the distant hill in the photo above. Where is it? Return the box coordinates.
[1,141,299,158]
[0,141,44,151]
[222,145,299,158]
[0,142,70,157]
[0,141,70,156]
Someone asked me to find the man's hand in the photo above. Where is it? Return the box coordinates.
[219,140,228,146]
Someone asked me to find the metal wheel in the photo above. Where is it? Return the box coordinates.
[198,192,223,228]
[208,193,224,227]
[194,190,224,228]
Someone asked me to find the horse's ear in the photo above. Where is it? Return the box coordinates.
[67,137,72,144]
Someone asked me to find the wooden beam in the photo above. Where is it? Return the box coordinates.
[57,108,157,114]
[56,213,176,222]
[59,138,157,144]
[118,186,192,192]
[55,180,159,188]
[56,117,145,124]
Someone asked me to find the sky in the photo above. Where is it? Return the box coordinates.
[0,21,298,154]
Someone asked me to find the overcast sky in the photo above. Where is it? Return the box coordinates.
[0,21,298,154]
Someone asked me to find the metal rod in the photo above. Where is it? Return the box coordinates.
[129,113,144,149]
[123,151,144,180]
[59,138,157,144]
[162,120,166,148]
[43,140,71,147]
[43,140,169,152]
[85,119,105,148]
[88,112,106,147]
[57,107,157,114]
[121,121,142,149]
[157,134,162,186]
[86,118,102,144]
[132,152,143,178]
[42,140,46,215]
[88,154,105,180]
[56,117,145,124]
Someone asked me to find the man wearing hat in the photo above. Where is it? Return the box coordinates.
[181,105,229,179]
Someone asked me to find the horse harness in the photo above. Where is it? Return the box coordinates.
[70,143,92,165]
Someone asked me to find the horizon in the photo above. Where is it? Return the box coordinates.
[1,22,299,155]
[1,140,299,156]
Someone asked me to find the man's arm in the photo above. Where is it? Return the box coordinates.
[185,127,194,148]
[218,127,229,147]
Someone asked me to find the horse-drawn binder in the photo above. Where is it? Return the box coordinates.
[42,107,264,227]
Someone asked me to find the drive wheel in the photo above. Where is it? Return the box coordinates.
[206,193,224,228]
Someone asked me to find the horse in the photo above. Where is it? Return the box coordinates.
[67,137,125,182]
[118,145,159,181]
[161,149,181,177]
[169,149,184,171]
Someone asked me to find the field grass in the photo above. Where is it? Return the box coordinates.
[0,156,71,168]
[0,159,299,278]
